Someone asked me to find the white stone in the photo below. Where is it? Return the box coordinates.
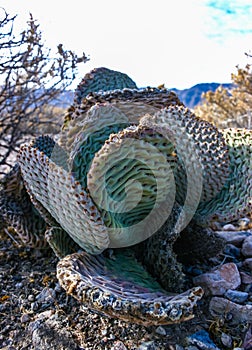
[222,224,236,231]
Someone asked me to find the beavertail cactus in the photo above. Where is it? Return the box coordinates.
[0,67,251,325]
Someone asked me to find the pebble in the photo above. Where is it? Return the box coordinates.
[138,341,157,350]
[238,217,251,229]
[15,282,23,288]
[175,345,185,350]
[36,287,56,304]
[209,297,252,324]
[20,313,30,323]
[111,340,127,350]
[101,328,107,336]
[184,266,203,276]
[240,272,252,284]
[216,230,251,246]
[193,263,241,295]
[224,289,248,303]
[31,301,39,312]
[28,294,35,302]
[242,235,252,257]
[155,326,166,336]
[185,330,220,350]
[29,311,78,349]
[223,244,241,258]
[221,332,233,348]
[222,224,236,231]
[243,257,252,270]
[242,325,252,350]
[54,283,62,293]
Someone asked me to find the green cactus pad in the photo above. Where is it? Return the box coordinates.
[18,140,109,254]
[74,67,138,104]
[87,124,176,248]
[140,106,230,205]
[195,128,252,223]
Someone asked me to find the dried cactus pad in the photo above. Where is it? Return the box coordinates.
[57,250,204,326]
[0,164,46,247]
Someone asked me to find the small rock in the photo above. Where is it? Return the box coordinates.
[101,328,107,336]
[245,285,252,294]
[216,230,251,246]
[240,272,252,284]
[223,244,241,258]
[101,337,108,344]
[185,266,203,276]
[28,294,35,302]
[238,217,251,230]
[31,301,39,311]
[242,236,252,257]
[193,263,241,296]
[36,287,56,304]
[221,332,233,348]
[224,289,248,303]
[111,340,127,350]
[242,324,252,350]
[155,326,166,335]
[54,283,62,293]
[243,258,252,270]
[29,311,78,349]
[20,313,30,323]
[175,345,185,350]
[222,224,236,231]
[138,341,157,350]
[185,330,220,350]
[209,297,252,324]
[15,282,23,288]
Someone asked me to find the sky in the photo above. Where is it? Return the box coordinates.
[1,0,252,89]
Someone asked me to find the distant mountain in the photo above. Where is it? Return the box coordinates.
[52,90,74,107]
[172,83,232,109]
[57,83,233,110]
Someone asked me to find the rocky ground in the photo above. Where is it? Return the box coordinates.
[0,219,252,350]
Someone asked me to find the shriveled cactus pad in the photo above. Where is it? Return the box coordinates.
[1,67,252,325]
[57,250,203,326]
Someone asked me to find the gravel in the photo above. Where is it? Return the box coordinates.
[0,223,251,349]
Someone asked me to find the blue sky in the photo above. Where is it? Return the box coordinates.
[1,0,252,89]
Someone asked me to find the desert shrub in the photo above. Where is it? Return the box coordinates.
[195,58,252,129]
[0,8,88,175]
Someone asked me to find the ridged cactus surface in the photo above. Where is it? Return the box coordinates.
[1,67,251,325]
